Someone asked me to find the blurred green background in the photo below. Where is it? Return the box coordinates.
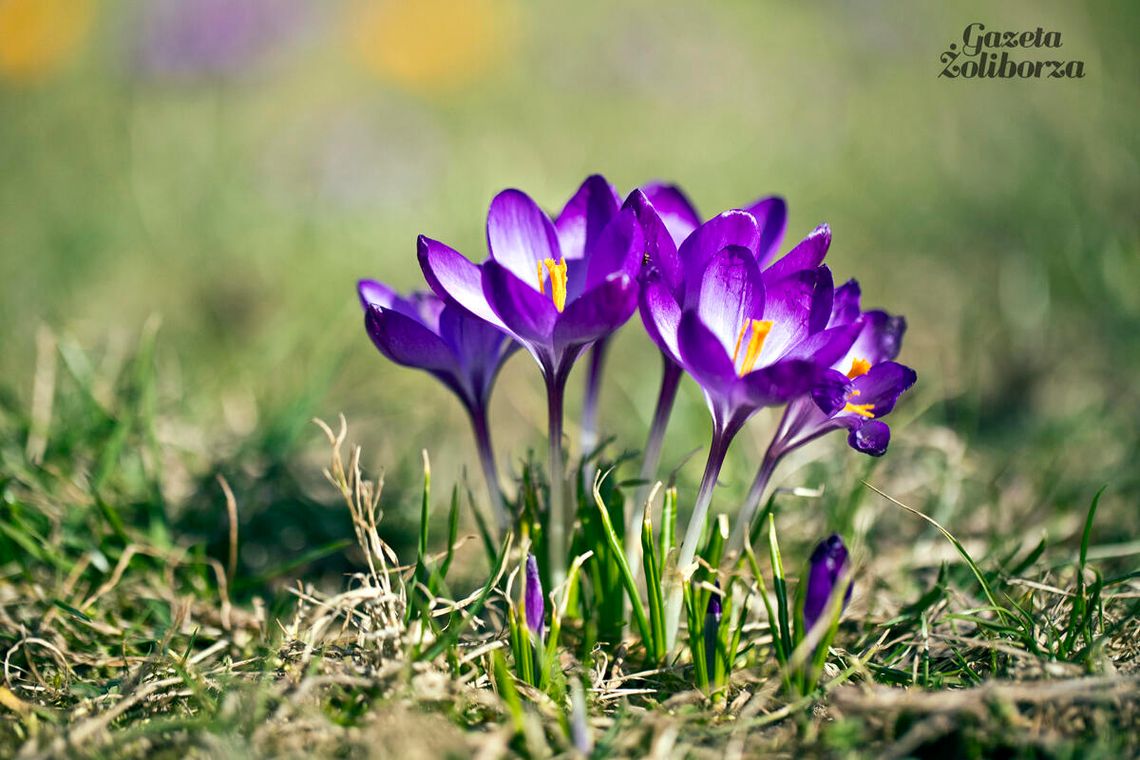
[2,0,1138,580]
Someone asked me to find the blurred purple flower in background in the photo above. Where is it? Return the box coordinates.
[358,281,518,533]
[135,0,304,80]
[525,552,545,640]
[801,534,851,634]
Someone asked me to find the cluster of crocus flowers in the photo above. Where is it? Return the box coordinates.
[356,173,914,626]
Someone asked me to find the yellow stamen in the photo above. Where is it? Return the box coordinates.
[847,357,871,379]
[543,257,568,312]
[843,402,876,418]
[536,261,546,295]
[734,319,773,376]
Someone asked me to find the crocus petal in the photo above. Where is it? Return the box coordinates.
[437,302,518,395]
[809,265,834,335]
[846,361,917,417]
[738,358,826,408]
[553,273,637,354]
[418,235,506,330]
[781,320,864,368]
[744,195,788,268]
[583,206,644,292]
[555,174,620,262]
[811,368,853,416]
[357,279,398,310]
[693,244,764,355]
[847,311,907,365]
[829,279,863,327]
[524,553,545,639]
[627,188,682,295]
[640,181,701,248]
[802,534,851,634]
[754,268,820,362]
[364,305,457,375]
[486,188,562,288]
[482,260,558,343]
[678,210,760,290]
[639,273,683,361]
[763,223,831,282]
[847,419,891,456]
[677,309,737,394]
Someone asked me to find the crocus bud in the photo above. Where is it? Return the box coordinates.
[802,534,851,633]
[525,553,545,640]
[703,581,723,678]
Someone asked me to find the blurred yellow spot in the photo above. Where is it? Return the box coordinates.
[538,258,567,312]
[349,0,517,91]
[733,319,772,376]
[0,0,93,83]
[846,357,871,379]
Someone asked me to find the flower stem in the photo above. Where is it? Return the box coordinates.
[469,404,510,538]
[663,423,734,651]
[546,372,568,589]
[579,339,609,489]
[624,357,683,581]
[727,442,782,552]
[728,402,836,552]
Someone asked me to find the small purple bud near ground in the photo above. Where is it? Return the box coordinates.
[802,534,852,634]
[525,553,545,641]
[703,581,723,680]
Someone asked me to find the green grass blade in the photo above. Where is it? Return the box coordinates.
[864,481,1013,626]
[591,470,653,652]
[641,503,665,661]
[768,514,793,657]
[417,532,513,662]
[1079,486,1106,570]
[439,484,460,581]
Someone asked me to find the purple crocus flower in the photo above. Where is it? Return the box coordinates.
[640,212,863,647]
[554,178,623,485]
[730,281,917,547]
[622,185,789,573]
[801,534,852,634]
[780,280,916,456]
[357,282,517,533]
[419,176,644,585]
[524,553,545,641]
